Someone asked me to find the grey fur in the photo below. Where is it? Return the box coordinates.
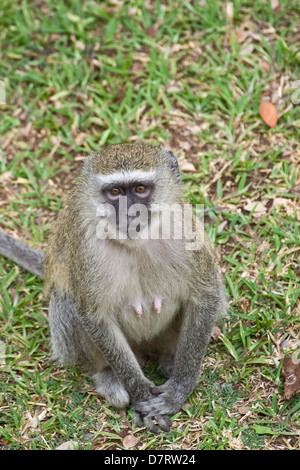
[0,143,228,432]
[0,229,44,278]
[45,143,227,432]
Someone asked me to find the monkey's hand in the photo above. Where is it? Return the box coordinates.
[129,377,154,405]
[130,380,173,433]
[132,378,186,433]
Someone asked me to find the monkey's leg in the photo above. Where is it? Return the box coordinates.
[157,355,175,379]
[49,291,131,408]
[48,290,87,365]
[133,294,219,419]
[78,314,155,405]
[93,369,130,408]
[150,318,180,378]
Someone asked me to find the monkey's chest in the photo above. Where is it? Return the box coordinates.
[120,295,181,342]
[95,241,189,340]
[115,274,184,342]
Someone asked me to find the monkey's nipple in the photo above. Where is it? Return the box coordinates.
[133,301,143,318]
[153,296,162,314]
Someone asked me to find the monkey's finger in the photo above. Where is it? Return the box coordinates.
[156,415,172,432]
[150,385,167,395]
[150,386,161,395]
[144,415,158,434]
[132,411,143,429]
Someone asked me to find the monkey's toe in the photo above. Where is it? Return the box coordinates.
[157,362,173,378]
[93,370,130,408]
[133,411,172,433]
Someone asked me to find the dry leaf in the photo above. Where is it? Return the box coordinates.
[271,0,279,10]
[0,340,5,365]
[21,411,38,435]
[259,101,278,128]
[179,141,192,151]
[259,61,271,72]
[146,27,158,38]
[122,434,138,449]
[0,171,12,183]
[74,132,87,146]
[55,440,78,450]
[273,198,300,220]
[222,429,244,449]
[179,160,197,172]
[225,2,234,23]
[235,28,248,43]
[238,406,250,415]
[211,326,222,340]
[240,42,254,56]
[244,200,267,217]
[282,356,300,400]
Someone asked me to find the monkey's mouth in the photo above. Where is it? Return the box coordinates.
[117,211,150,238]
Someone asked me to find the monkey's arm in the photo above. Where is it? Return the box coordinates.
[80,315,174,432]
[0,229,44,278]
[133,292,219,419]
[79,314,154,402]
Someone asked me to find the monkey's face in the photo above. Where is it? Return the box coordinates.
[83,144,183,245]
[95,171,157,243]
[105,180,154,240]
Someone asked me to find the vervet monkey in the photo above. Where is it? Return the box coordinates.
[0,143,227,432]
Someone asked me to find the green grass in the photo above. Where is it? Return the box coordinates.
[0,0,299,450]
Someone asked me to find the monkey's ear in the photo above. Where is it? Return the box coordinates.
[165,150,181,182]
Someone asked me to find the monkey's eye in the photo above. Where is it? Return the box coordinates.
[110,187,121,196]
[135,185,146,193]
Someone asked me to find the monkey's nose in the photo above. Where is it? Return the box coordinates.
[127,215,139,224]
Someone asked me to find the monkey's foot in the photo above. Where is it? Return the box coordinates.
[132,410,172,434]
[133,379,185,426]
[157,360,173,378]
[93,369,130,408]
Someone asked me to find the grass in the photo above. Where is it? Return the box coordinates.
[0,0,299,450]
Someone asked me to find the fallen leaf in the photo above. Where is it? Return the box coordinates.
[146,27,158,38]
[271,0,279,10]
[222,429,244,449]
[21,411,38,436]
[74,132,87,146]
[244,200,267,217]
[122,434,138,449]
[282,355,300,400]
[179,141,192,151]
[238,406,250,415]
[209,160,231,184]
[273,198,300,220]
[179,160,197,172]
[240,42,254,56]
[55,440,78,450]
[225,2,234,23]
[259,61,271,72]
[259,101,278,128]
[211,326,222,340]
[0,340,5,365]
[0,171,12,183]
[235,28,248,43]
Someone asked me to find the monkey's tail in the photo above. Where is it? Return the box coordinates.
[0,229,44,279]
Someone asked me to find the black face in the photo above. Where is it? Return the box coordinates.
[103,182,154,234]
[105,183,153,205]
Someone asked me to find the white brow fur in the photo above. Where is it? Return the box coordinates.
[95,170,157,186]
